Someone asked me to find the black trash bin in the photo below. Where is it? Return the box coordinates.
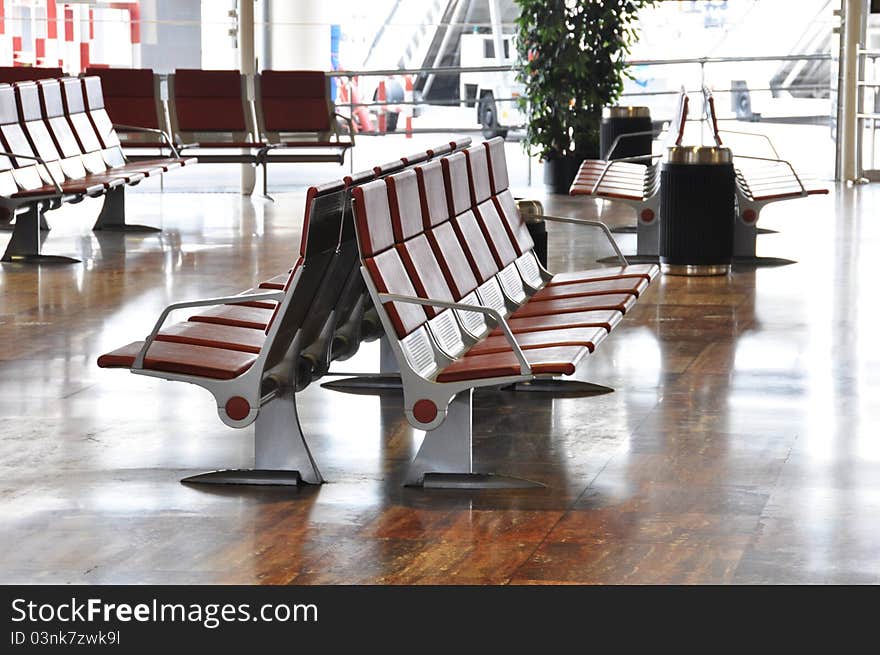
[600,106,652,161]
[659,146,735,276]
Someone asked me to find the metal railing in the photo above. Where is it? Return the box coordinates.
[326,53,833,137]
[855,48,880,178]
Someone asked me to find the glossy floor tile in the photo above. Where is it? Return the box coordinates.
[1,172,878,584]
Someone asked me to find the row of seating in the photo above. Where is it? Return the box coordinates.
[569,89,689,260]
[702,87,829,264]
[84,68,353,196]
[569,87,828,266]
[98,136,659,488]
[354,139,658,486]
[97,138,472,486]
[0,75,192,263]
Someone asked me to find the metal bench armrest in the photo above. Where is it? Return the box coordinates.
[717,129,781,159]
[0,150,64,194]
[333,111,356,145]
[132,291,285,370]
[377,292,531,376]
[604,130,656,160]
[113,124,181,159]
[734,154,806,195]
[540,215,629,266]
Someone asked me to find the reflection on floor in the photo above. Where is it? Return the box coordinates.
[1,180,878,584]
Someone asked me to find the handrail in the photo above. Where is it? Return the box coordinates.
[604,130,656,160]
[377,292,531,376]
[113,124,181,158]
[539,216,629,267]
[590,154,662,197]
[132,291,285,370]
[326,54,832,79]
[733,154,806,196]
[0,150,65,194]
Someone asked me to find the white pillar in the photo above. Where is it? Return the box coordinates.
[239,0,257,195]
[840,0,864,182]
[266,0,329,70]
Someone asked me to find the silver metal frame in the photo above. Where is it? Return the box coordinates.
[362,273,550,488]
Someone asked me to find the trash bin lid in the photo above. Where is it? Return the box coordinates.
[603,106,651,119]
[665,145,733,165]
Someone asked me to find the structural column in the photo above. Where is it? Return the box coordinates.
[838,0,866,182]
[239,0,256,195]
[263,0,330,70]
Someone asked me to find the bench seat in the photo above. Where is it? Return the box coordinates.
[189,304,275,330]
[155,321,266,354]
[548,263,659,286]
[501,308,624,335]
[259,273,291,289]
[531,276,649,301]
[435,345,589,383]
[97,340,257,380]
[510,293,636,319]
[466,326,608,357]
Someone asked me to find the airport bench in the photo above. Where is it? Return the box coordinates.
[96,139,471,486]
[352,138,658,487]
[569,89,689,261]
[83,67,179,158]
[165,68,354,195]
[702,86,829,265]
[0,76,191,263]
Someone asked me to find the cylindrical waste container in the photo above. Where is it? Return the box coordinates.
[515,199,547,268]
[600,106,652,161]
[659,146,735,276]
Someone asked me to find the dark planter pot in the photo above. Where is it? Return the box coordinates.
[543,153,583,194]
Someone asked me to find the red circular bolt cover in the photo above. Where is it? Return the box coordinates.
[225,396,251,421]
[640,208,655,223]
[742,209,757,223]
[412,399,438,424]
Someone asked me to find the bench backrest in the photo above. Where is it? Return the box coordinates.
[702,86,723,147]
[81,75,125,151]
[0,67,62,84]
[0,83,47,191]
[167,69,254,143]
[59,77,107,156]
[12,81,70,183]
[261,139,472,380]
[83,67,166,146]
[666,88,689,148]
[255,70,334,141]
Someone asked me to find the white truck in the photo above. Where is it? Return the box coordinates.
[459,33,525,138]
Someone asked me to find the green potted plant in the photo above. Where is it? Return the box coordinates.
[515,0,655,193]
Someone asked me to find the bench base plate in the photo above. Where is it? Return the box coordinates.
[733,255,797,268]
[2,253,81,265]
[419,472,545,490]
[322,373,403,393]
[181,469,304,486]
[93,224,161,233]
[502,379,614,396]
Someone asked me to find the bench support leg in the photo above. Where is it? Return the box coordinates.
[405,389,544,489]
[322,335,403,393]
[93,186,160,233]
[732,220,796,268]
[1,204,79,264]
[598,214,660,264]
[261,162,274,202]
[181,389,323,486]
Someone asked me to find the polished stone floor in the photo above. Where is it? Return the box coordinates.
[1,165,877,584]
